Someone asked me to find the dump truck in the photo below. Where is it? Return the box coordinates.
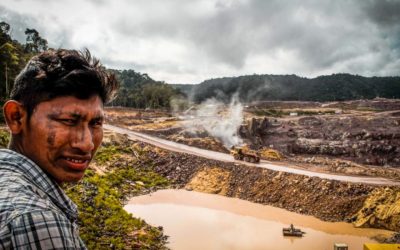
[230,145,260,163]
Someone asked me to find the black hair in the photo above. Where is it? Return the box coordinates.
[10,49,119,118]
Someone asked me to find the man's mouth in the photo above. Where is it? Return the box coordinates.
[62,156,91,171]
[65,157,86,163]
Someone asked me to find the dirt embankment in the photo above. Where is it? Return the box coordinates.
[353,188,400,232]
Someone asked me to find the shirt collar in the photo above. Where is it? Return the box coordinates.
[0,149,78,221]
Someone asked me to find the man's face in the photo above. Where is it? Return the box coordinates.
[21,95,104,183]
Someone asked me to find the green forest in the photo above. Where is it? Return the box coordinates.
[110,69,184,109]
[0,22,49,121]
[173,74,400,103]
[0,21,48,105]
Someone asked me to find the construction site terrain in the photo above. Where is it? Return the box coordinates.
[106,98,400,181]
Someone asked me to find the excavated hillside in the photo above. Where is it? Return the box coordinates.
[239,111,400,167]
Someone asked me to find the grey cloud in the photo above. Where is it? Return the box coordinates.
[1,0,399,83]
[0,6,71,49]
[101,57,147,72]
[239,0,400,75]
[113,0,399,74]
[110,1,251,68]
[363,0,400,26]
[0,6,35,42]
[86,0,106,6]
[102,56,195,82]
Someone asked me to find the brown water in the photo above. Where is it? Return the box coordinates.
[124,189,393,250]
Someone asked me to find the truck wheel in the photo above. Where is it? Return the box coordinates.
[243,156,249,162]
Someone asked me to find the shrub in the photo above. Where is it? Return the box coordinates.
[65,144,170,249]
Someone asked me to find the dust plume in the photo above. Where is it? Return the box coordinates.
[184,95,244,148]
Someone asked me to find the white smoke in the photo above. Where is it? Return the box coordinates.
[184,95,244,148]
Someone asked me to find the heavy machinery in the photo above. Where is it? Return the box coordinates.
[230,145,260,163]
[282,224,305,237]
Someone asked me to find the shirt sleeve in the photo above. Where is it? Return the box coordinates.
[8,210,86,250]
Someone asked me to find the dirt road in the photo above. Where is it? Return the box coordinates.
[105,124,400,186]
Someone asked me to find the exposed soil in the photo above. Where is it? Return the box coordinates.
[241,112,400,167]
[185,167,230,195]
[105,98,400,181]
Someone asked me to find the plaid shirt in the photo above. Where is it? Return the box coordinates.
[0,149,86,249]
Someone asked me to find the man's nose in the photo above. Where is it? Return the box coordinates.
[71,125,95,152]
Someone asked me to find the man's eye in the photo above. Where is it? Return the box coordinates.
[91,120,103,127]
[60,119,77,125]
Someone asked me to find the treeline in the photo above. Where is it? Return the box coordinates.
[0,21,48,122]
[0,21,48,101]
[110,69,185,109]
[173,74,400,103]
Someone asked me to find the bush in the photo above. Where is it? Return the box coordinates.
[0,129,10,148]
[65,144,170,249]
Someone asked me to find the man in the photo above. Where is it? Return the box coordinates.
[0,49,118,249]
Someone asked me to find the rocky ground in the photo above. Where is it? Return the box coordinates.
[241,111,400,167]
[241,99,400,168]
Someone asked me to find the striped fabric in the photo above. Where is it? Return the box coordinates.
[0,149,86,249]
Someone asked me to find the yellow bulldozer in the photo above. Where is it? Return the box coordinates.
[230,145,260,163]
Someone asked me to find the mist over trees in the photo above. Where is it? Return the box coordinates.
[173,74,400,103]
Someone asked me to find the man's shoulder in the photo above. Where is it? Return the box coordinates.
[0,204,85,249]
[0,169,62,225]
[0,171,86,249]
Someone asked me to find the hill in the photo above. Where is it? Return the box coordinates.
[109,69,184,109]
[172,74,400,103]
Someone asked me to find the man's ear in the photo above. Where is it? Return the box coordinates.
[3,100,27,135]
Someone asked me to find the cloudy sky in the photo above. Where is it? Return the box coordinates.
[1,0,399,84]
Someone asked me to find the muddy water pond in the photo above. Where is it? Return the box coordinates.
[124,189,393,250]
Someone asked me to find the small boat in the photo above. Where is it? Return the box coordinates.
[282,224,305,237]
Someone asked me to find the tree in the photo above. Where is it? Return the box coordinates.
[0,22,11,41]
[0,42,19,97]
[24,28,48,53]
[111,69,184,109]
[1,22,23,101]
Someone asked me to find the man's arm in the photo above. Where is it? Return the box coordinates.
[8,210,86,250]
